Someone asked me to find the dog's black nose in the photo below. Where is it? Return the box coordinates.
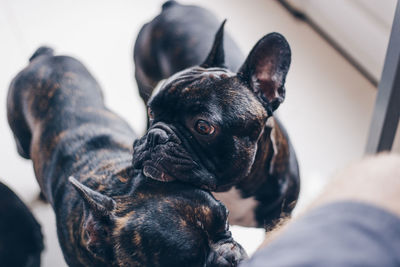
[146,128,169,148]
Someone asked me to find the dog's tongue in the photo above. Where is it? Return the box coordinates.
[143,166,175,182]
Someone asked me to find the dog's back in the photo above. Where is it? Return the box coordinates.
[134,0,242,102]
[7,47,135,205]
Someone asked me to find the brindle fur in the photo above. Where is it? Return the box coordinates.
[7,47,246,266]
[134,1,300,228]
[0,181,44,267]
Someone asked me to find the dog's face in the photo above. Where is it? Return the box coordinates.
[69,177,247,266]
[133,22,291,191]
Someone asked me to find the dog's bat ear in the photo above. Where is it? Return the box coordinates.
[201,20,227,68]
[69,176,115,219]
[238,33,291,115]
[69,176,115,260]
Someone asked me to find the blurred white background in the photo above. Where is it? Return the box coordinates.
[0,0,397,265]
[286,0,397,82]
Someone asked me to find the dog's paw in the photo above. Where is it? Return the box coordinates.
[207,240,248,266]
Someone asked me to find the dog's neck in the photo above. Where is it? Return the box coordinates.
[236,117,286,197]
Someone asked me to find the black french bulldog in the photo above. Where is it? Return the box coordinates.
[133,1,300,228]
[0,181,44,267]
[7,47,246,266]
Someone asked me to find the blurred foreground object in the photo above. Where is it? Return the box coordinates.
[0,181,43,267]
[242,153,400,266]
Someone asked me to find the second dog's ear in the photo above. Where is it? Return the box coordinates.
[238,33,291,114]
[69,177,115,260]
[201,20,227,68]
[69,176,115,219]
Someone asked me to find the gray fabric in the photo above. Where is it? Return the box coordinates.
[241,201,400,267]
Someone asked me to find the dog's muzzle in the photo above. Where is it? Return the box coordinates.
[132,122,218,190]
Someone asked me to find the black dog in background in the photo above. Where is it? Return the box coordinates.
[134,1,300,227]
[7,47,246,266]
[0,181,43,267]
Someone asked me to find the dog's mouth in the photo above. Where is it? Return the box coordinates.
[142,165,174,182]
[132,122,218,190]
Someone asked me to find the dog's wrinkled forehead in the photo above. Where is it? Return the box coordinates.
[151,66,235,100]
[150,66,267,121]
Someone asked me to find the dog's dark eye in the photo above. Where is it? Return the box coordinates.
[147,107,154,120]
[195,120,215,135]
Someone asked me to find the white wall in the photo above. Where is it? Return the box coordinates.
[287,0,397,82]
